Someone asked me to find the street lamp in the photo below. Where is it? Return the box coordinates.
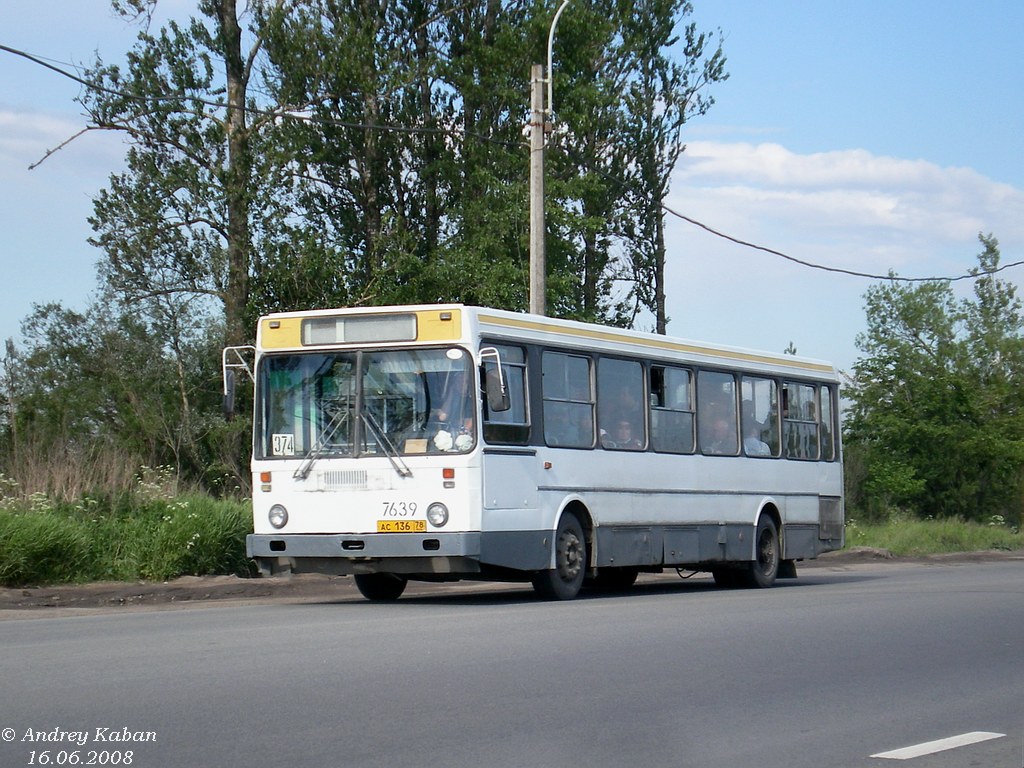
[529,0,571,316]
[547,0,572,119]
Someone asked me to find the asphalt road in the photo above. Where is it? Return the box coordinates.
[2,559,1022,768]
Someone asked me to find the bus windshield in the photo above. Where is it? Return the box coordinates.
[257,347,476,460]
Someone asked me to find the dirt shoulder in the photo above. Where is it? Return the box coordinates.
[0,573,354,615]
[1,548,1021,616]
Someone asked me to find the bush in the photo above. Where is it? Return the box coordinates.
[0,511,93,586]
[0,491,253,587]
[132,495,253,581]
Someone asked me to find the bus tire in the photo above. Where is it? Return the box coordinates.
[532,512,586,600]
[354,573,408,601]
[745,515,780,588]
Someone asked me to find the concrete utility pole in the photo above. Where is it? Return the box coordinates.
[529,0,571,317]
[528,63,547,316]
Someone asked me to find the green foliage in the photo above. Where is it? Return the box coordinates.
[101,493,253,583]
[845,235,1024,524]
[0,510,92,586]
[0,482,252,587]
[3,303,246,498]
[845,515,1024,557]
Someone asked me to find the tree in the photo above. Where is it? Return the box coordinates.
[259,0,726,324]
[257,0,536,313]
[546,0,726,329]
[844,235,1024,523]
[83,0,279,346]
[616,0,726,332]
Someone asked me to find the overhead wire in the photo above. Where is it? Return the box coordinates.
[659,203,1024,283]
[547,133,1022,284]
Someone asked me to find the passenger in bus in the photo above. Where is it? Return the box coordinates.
[742,416,771,456]
[603,419,642,449]
[704,416,737,455]
[545,408,570,446]
[545,403,592,447]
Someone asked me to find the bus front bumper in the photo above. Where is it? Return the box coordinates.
[246,532,482,577]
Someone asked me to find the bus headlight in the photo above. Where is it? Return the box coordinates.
[426,502,449,528]
[268,504,289,529]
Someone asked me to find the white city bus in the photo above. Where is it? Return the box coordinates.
[227,304,843,601]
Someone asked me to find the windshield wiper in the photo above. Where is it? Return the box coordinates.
[361,409,413,478]
[293,402,351,480]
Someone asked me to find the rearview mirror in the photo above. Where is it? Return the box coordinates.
[222,369,237,420]
[479,347,511,413]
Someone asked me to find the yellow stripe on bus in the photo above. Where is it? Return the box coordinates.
[477,313,834,373]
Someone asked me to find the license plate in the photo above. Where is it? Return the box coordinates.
[377,519,426,533]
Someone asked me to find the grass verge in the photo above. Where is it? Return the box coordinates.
[845,516,1024,557]
[0,493,253,587]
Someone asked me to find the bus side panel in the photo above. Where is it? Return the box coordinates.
[595,523,755,568]
[479,451,549,570]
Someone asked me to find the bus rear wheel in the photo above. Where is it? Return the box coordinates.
[354,573,408,601]
[744,515,780,588]
[532,512,586,600]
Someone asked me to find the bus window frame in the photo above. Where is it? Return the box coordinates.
[649,364,696,454]
[541,350,595,449]
[597,356,647,451]
[481,342,530,446]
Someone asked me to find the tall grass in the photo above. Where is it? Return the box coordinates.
[2,438,141,503]
[845,515,1024,556]
[0,468,253,587]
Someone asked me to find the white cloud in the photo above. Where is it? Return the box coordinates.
[658,141,1024,372]
[668,141,1024,273]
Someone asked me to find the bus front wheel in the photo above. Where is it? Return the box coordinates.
[532,512,586,600]
[354,573,408,601]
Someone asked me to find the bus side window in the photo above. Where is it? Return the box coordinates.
[741,376,780,457]
[697,371,738,455]
[819,385,836,461]
[782,383,820,460]
[597,358,645,450]
[481,344,529,445]
[542,351,594,448]
[650,366,694,453]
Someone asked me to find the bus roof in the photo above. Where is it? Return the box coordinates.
[258,303,838,380]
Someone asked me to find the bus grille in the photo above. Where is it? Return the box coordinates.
[320,470,368,490]
[316,470,396,491]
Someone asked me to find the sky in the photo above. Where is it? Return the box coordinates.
[1,0,1022,376]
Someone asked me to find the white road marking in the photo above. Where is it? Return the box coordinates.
[871,731,1005,760]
